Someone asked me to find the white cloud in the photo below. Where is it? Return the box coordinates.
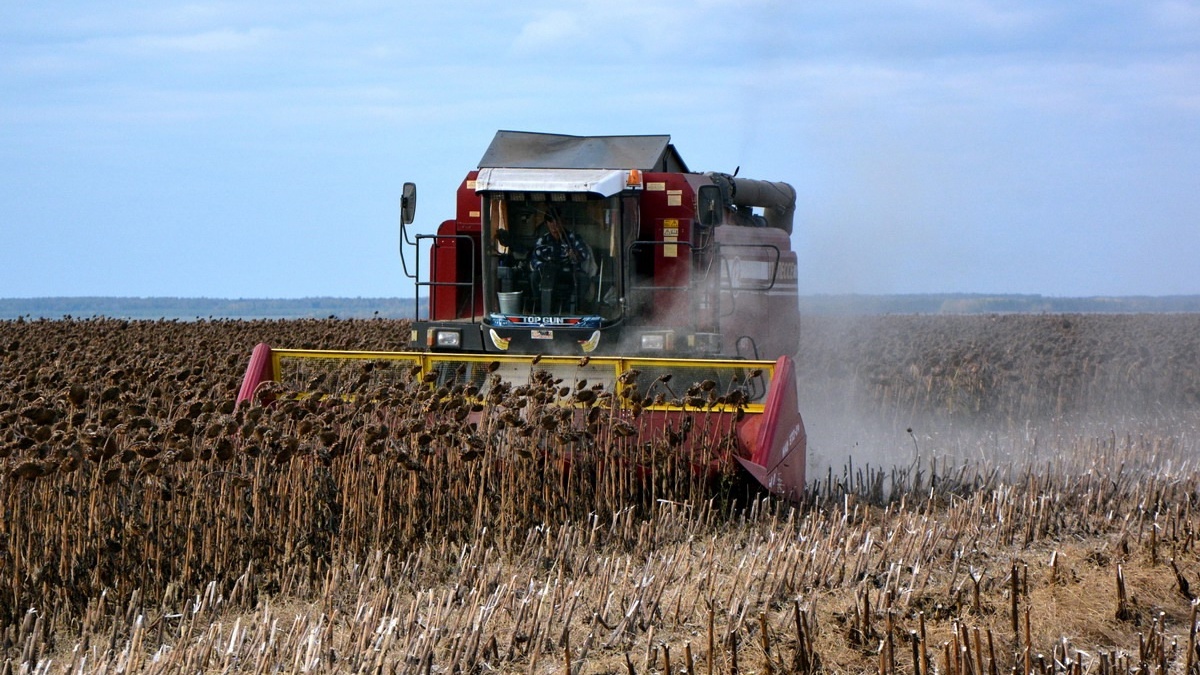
[511,10,580,54]
[127,26,277,54]
[508,1,738,60]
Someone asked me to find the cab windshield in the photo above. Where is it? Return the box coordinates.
[483,193,633,322]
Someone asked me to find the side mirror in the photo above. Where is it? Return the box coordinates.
[697,185,720,226]
[400,182,417,225]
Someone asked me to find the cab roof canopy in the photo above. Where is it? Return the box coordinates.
[478,131,689,173]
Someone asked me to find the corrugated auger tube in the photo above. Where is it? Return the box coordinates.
[706,172,797,234]
[729,177,796,234]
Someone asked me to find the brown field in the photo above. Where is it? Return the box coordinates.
[2,314,1200,674]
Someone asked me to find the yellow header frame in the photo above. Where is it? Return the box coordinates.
[268,349,775,413]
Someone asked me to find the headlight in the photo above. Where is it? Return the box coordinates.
[640,331,673,351]
[433,329,462,349]
[641,334,665,351]
[689,332,721,354]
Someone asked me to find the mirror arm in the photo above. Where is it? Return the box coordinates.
[397,222,417,280]
[397,182,419,279]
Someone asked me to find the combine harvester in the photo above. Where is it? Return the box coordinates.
[239,131,806,499]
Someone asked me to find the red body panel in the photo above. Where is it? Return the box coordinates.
[236,343,275,404]
[638,173,697,328]
[456,171,482,231]
[734,356,806,499]
[429,173,484,320]
[428,223,484,320]
[430,220,459,320]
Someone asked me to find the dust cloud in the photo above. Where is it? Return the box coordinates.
[795,313,1200,486]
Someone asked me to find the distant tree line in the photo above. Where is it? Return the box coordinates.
[2,294,1199,321]
[0,297,419,321]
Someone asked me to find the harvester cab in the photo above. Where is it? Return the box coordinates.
[239,131,808,500]
[401,131,800,362]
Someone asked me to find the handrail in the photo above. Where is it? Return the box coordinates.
[412,233,477,322]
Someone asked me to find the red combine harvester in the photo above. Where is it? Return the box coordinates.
[239,131,806,499]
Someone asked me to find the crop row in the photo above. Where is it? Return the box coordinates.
[3,315,1200,673]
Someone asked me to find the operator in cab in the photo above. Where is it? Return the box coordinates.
[529,208,596,314]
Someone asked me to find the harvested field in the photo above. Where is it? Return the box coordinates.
[2,314,1199,674]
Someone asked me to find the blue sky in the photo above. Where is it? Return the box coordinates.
[2,1,1198,299]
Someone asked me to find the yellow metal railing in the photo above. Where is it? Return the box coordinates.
[267,349,775,412]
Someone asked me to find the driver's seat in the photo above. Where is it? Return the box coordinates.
[534,261,580,314]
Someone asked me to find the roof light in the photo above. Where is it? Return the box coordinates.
[626,169,643,188]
